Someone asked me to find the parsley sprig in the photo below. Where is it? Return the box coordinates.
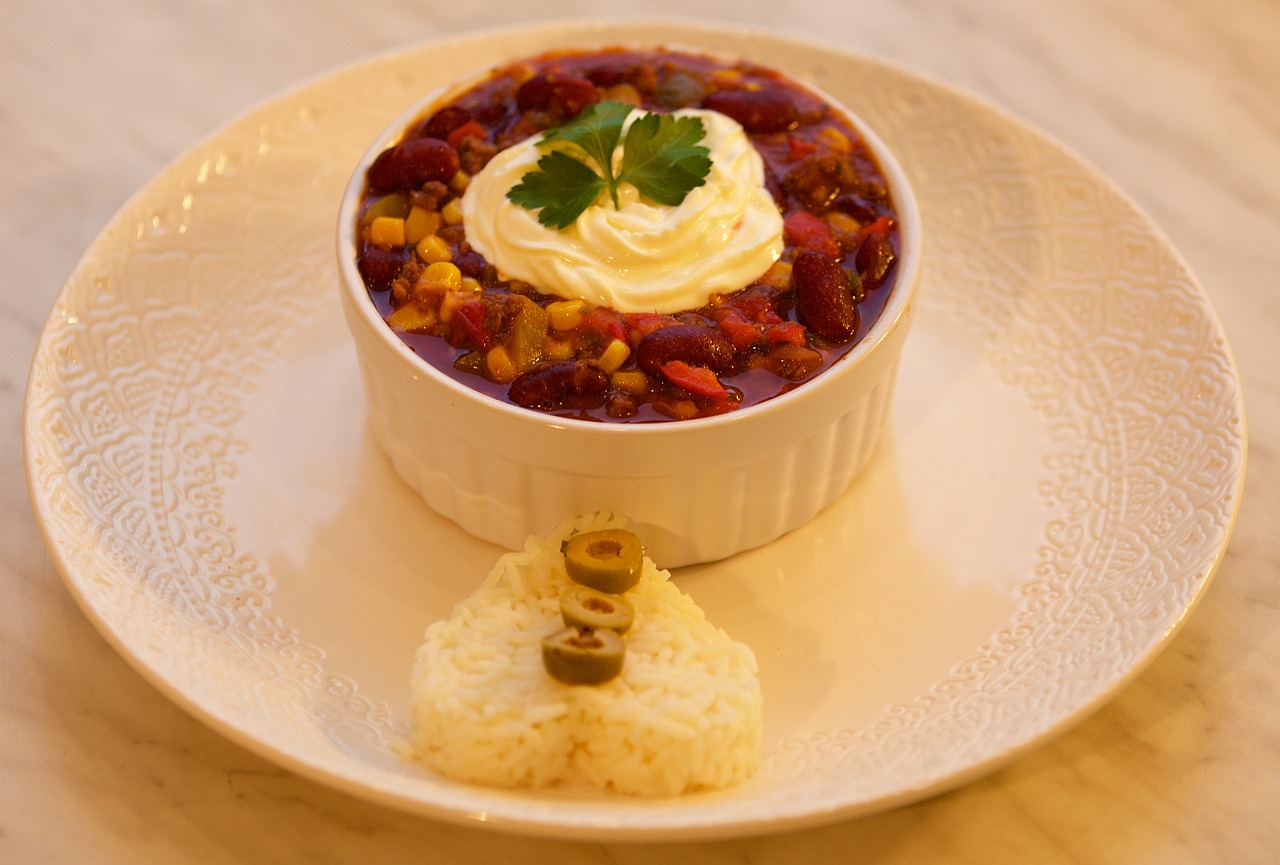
[507,101,713,229]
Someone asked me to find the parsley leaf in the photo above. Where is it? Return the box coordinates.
[541,100,633,206]
[506,149,606,230]
[618,111,712,207]
[506,101,713,229]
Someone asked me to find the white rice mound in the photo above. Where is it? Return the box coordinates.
[407,512,763,797]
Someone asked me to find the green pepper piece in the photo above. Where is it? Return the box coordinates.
[359,193,410,225]
[510,297,550,373]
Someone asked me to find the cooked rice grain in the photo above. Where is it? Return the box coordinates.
[407,512,762,796]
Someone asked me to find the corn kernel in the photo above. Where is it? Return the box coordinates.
[824,211,862,251]
[441,198,464,225]
[368,216,406,247]
[611,370,649,395]
[547,299,586,331]
[404,207,442,245]
[415,233,452,263]
[597,338,630,373]
[817,125,853,154]
[486,346,518,383]
[667,399,700,420]
[759,260,793,290]
[450,171,471,194]
[545,339,575,361]
[386,303,435,331]
[411,279,447,301]
[604,83,642,105]
[460,276,483,293]
[418,261,462,292]
[438,289,471,323]
[825,211,860,234]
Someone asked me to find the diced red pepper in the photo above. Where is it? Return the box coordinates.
[786,136,820,161]
[853,215,895,248]
[660,360,728,399]
[718,316,765,351]
[450,300,493,350]
[581,307,627,339]
[764,322,808,346]
[784,210,840,257]
[446,120,488,150]
[624,312,680,343]
[728,289,784,325]
[577,306,628,351]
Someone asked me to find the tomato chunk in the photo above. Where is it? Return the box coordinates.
[660,360,728,399]
[783,210,840,257]
[718,316,765,351]
[446,120,488,150]
[787,136,820,161]
[764,322,807,346]
[450,301,493,350]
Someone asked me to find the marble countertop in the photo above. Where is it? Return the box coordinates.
[3,0,1277,861]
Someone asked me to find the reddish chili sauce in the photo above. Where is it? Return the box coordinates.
[354,47,901,423]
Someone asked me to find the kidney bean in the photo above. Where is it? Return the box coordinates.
[700,89,798,133]
[515,73,598,118]
[509,360,609,410]
[366,138,460,195]
[417,105,473,140]
[635,324,736,376]
[855,217,897,290]
[793,249,858,343]
[584,63,630,87]
[488,106,516,129]
[585,62,658,94]
[356,245,408,291]
[831,192,878,223]
[452,250,494,283]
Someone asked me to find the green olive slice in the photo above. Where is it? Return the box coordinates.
[541,626,625,685]
[560,584,635,634]
[562,529,644,594]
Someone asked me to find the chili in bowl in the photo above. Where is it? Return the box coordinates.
[336,45,921,567]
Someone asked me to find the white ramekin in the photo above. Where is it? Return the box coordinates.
[336,49,922,568]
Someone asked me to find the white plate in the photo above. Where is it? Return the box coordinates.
[23,21,1246,841]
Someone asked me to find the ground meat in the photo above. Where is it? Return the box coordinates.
[458,137,499,175]
[411,181,450,212]
[783,155,858,211]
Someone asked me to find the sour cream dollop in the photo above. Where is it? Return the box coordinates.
[460,108,784,314]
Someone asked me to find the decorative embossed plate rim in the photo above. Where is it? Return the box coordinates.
[23,21,1246,841]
